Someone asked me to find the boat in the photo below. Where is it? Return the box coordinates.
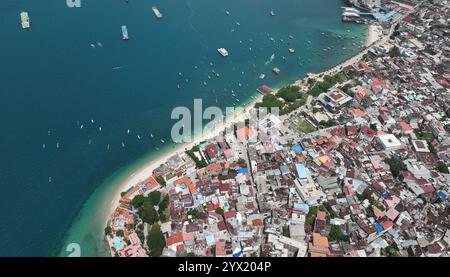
[160,139,165,143]
[121,25,129,40]
[272,67,281,75]
[288,48,295,53]
[20,11,30,29]
[259,73,265,79]
[217,48,229,57]
[150,133,154,138]
[270,9,276,16]
[225,10,230,16]
[152,7,163,19]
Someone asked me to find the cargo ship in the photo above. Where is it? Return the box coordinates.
[20,11,30,29]
[121,25,129,40]
[152,7,163,19]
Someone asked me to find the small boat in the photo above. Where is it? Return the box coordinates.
[259,73,265,79]
[152,6,163,19]
[288,48,295,53]
[160,139,165,143]
[137,135,141,140]
[127,129,130,134]
[121,25,129,40]
[121,142,125,148]
[272,67,281,75]
[20,11,30,29]
[150,133,154,138]
[236,21,240,26]
[289,35,294,39]
[177,84,181,89]
[270,9,276,16]
[225,10,230,16]
[217,48,229,57]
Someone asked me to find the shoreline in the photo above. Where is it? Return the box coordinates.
[106,93,266,220]
[103,25,384,256]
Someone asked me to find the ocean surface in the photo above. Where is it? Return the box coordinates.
[0,0,366,256]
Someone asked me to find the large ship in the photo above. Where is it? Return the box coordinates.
[121,25,129,40]
[20,11,30,29]
[152,6,163,19]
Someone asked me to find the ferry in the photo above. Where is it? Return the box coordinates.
[20,11,30,29]
[152,7,163,19]
[121,25,129,40]
[217,48,229,57]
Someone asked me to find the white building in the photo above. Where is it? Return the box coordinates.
[377,134,402,151]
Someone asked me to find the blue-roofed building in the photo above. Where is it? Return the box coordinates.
[374,223,385,233]
[293,144,304,154]
[295,163,308,181]
[373,10,397,22]
[237,167,249,174]
[293,203,309,214]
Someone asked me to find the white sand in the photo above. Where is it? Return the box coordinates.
[366,24,383,47]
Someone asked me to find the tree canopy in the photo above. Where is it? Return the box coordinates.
[147,225,166,257]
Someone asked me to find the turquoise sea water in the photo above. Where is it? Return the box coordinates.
[0,0,366,256]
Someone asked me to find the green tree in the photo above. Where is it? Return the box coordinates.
[147,225,166,257]
[116,230,124,237]
[139,205,159,224]
[384,158,407,178]
[276,86,301,102]
[436,161,449,174]
[282,226,290,238]
[147,191,161,206]
[158,195,169,213]
[130,194,145,208]
[255,94,283,110]
[156,175,166,186]
[215,207,224,216]
[104,226,112,236]
[328,225,349,242]
[188,209,201,219]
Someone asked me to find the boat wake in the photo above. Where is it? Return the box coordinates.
[264,53,275,65]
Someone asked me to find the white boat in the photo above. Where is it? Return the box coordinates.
[270,9,276,16]
[152,7,163,19]
[20,11,30,29]
[259,73,265,79]
[217,48,229,57]
[121,25,129,40]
